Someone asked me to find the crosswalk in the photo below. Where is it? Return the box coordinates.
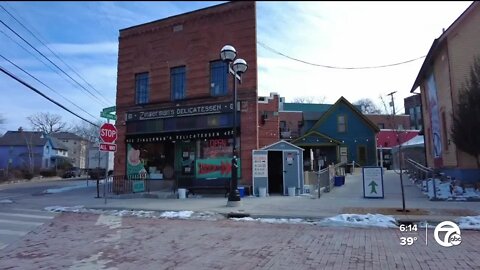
[0,208,56,250]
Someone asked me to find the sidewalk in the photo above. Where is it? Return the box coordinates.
[84,170,479,224]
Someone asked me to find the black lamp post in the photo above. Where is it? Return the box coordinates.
[221,45,248,207]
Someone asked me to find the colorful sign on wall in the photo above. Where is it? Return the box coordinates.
[127,144,146,176]
[426,73,443,162]
[196,158,241,179]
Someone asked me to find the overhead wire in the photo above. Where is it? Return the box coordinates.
[0,53,101,122]
[0,66,99,127]
[257,41,426,70]
[0,18,111,107]
[0,4,113,106]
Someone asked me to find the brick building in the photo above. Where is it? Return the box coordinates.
[410,1,480,182]
[115,2,258,187]
[365,114,412,130]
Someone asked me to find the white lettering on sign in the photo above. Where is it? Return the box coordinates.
[253,153,268,178]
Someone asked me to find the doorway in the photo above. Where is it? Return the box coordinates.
[268,151,283,194]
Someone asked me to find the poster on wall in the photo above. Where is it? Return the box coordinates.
[426,73,443,161]
[253,152,268,177]
[362,166,384,198]
[127,144,146,176]
[196,158,241,179]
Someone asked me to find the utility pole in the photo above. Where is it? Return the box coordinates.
[387,91,406,212]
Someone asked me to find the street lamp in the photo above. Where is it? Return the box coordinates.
[221,45,248,207]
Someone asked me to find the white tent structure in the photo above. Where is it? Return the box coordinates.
[392,135,425,169]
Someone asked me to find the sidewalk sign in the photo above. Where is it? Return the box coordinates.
[362,166,384,198]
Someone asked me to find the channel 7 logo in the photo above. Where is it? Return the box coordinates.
[434,221,462,247]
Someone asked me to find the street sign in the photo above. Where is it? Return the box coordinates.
[362,166,384,198]
[100,111,117,120]
[100,123,117,144]
[102,106,116,114]
[99,143,117,152]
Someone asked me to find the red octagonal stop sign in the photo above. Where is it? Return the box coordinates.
[100,123,117,144]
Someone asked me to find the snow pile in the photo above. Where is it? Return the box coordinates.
[231,217,312,225]
[456,216,480,230]
[426,179,451,199]
[160,211,193,219]
[0,199,13,204]
[45,205,86,213]
[318,214,398,228]
[43,183,89,194]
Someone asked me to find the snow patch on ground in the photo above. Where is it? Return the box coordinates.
[0,199,13,204]
[231,217,312,225]
[43,183,90,194]
[160,211,193,219]
[412,177,480,201]
[318,214,398,228]
[456,216,480,230]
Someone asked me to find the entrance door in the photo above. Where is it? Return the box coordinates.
[267,151,283,194]
[283,150,299,195]
[358,145,367,166]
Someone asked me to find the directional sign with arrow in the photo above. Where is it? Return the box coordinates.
[362,167,384,198]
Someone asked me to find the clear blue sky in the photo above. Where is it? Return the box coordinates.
[0,1,473,133]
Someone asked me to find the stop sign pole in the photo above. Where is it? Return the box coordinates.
[99,120,117,205]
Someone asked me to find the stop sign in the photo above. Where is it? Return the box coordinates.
[100,123,117,143]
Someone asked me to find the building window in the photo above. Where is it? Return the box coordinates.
[171,66,186,101]
[135,72,149,104]
[378,123,385,129]
[210,60,228,96]
[337,115,346,133]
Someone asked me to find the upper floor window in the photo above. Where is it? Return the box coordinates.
[171,66,186,101]
[135,72,149,104]
[378,123,385,129]
[337,115,346,133]
[210,60,228,96]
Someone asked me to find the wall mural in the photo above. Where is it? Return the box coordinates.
[196,158,241,179]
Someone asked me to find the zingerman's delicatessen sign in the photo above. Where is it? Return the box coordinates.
[126,102,235,121]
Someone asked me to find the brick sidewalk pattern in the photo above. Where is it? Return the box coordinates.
[0,213,479,270]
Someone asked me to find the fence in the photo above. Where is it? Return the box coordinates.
[105,174,151,195]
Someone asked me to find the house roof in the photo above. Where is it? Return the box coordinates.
[376,130,419,149]
[410,2,478,93]
[291,130,342,146]
[0,131,48,147]
[51,132,85,141]
[261,140,305,151]
[50,137,69,150]
[310,97,380,133]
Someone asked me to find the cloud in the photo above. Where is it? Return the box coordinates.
[46,42,118,56]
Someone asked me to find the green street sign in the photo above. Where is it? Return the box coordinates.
[100,112,117,120]
[102,106,116,114]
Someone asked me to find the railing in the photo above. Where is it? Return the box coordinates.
[305,162,346,198]
[405,158,436,199]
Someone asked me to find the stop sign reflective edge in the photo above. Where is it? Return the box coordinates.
[100,123,117,143]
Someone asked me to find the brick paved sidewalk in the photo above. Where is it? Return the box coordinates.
[0,212,479,270]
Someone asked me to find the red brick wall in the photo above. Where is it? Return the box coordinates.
[366,114,412,130]
[115,1,258,185]
[279,111,303,139]
[258,94,280,148]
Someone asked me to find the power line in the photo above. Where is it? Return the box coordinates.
[0,19,111,107]
[257,41,426,70]
[0,53,101,122]
[0,4,113,105]
[0,66,99,127]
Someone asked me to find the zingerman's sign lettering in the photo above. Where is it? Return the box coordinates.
[126,102,234,121]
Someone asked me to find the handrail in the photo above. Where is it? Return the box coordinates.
[406,158,433,173]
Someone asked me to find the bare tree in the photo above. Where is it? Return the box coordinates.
[71,120,102,143]
[27,112,68,134]
[354,98,382,114]
[291,96,326,104]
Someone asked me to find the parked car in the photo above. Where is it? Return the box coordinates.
[62,167,81,178]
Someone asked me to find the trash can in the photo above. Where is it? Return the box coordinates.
[238,186,245,198]
[178,188,187,199]
[288,187,296,196]
[259,187,267,197]
[334,176,345,186]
